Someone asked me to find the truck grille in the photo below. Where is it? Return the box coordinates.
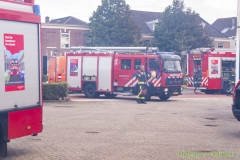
[166,78,183,85]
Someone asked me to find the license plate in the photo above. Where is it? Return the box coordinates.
[173,92,178,95]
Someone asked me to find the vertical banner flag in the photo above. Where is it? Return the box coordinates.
[70,59,78,76]
[4,34,25,92]
[211,60,218,74]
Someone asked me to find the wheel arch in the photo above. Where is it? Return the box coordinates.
[82,81,96,90]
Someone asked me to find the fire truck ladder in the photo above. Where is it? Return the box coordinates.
[70,46,159,54]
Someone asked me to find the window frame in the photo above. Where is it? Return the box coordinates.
[60,33,70,49]
[218,43,224,48]
[121,59,131,70]
[134,59,141,70]
[149,59,160,70]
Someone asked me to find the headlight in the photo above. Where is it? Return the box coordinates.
[164,88,168,92]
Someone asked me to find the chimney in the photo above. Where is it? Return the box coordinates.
[45,16,50,23]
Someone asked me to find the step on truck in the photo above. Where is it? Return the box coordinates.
[67,47,183,101]
[0,0,43,157]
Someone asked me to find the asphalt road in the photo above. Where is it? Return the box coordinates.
[5,98,240,160]
[68,88,231,102]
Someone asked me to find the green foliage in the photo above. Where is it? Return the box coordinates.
[42,75,48,83]
[86,0,142,46]
[42,82,68,100]
[153,0,213,55]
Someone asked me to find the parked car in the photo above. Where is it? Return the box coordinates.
[232,81,240,121]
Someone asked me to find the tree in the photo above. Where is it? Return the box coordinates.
[153,0,213,55]
[86,0,142,46]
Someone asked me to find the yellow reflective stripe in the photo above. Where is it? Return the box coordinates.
[138,82,145,84]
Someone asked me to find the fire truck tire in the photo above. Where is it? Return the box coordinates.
[222,82,231,94]
[0,126,7,157]
[204,90,216,94]
[84,84,99,98]
[104,94,117,98]
[145,87,151,101]
[159,95,170,101]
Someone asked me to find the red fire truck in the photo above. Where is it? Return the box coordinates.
[1,0,42,157]
[67,47,183,101]
[186,48,236,94]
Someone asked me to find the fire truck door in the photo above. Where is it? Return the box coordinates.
[118,58,134,87]
[148,58,161,86]
[67,56,82,89]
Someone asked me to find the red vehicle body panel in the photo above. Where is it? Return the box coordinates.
[187,49,236,91]
[8,107,42,140]
[0,0,42,154]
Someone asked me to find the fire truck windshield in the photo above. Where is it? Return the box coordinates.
[163,60,181,73]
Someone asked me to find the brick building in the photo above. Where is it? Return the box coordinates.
[41,16,91,56]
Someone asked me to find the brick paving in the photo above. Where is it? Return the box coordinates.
[4,98,240,160]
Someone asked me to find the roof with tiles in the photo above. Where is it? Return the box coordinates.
[212,17,237,37]
[131,10,226,38]
[48,16,88,26]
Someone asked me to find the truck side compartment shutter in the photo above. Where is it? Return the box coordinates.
[98,56,112,91]
[0,20,40,110]
[66,56,82,89]
[208,57,221,78]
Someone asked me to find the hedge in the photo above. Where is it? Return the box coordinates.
[43,82,68,100]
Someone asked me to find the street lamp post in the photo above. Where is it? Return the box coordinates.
[236,0,240,84]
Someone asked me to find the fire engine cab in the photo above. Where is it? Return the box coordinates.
[186,48,236,94]
[67,47,183,101]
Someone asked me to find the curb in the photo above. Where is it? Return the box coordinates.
[43,97,71,103]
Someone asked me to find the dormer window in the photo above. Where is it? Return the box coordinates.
[146,19,158,32]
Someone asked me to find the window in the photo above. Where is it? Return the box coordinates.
[149,59,160,70]
[61,33,70,49]
[212,43,215,47]
[121,59,131,70]
[218,43,224,48]
[164,60,181,73]
[134,59,141,70]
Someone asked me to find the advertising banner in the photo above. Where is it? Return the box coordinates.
[70,59,78,76]
[4,34,25,92]
[210,60,218,74]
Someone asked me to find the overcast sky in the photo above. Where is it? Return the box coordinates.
[35,0,237,24]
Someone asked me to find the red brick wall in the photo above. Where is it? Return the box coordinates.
[41,28,88,56]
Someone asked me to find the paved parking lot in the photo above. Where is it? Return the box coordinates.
[5,98,240,160]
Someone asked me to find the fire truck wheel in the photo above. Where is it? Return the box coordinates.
[159,95,170,101]
[84,84,98,98]
[145,87,151,101]
[0,127,7,157]
[222,82,231,94]
[104,94,117,98]
[204,90,216,94]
